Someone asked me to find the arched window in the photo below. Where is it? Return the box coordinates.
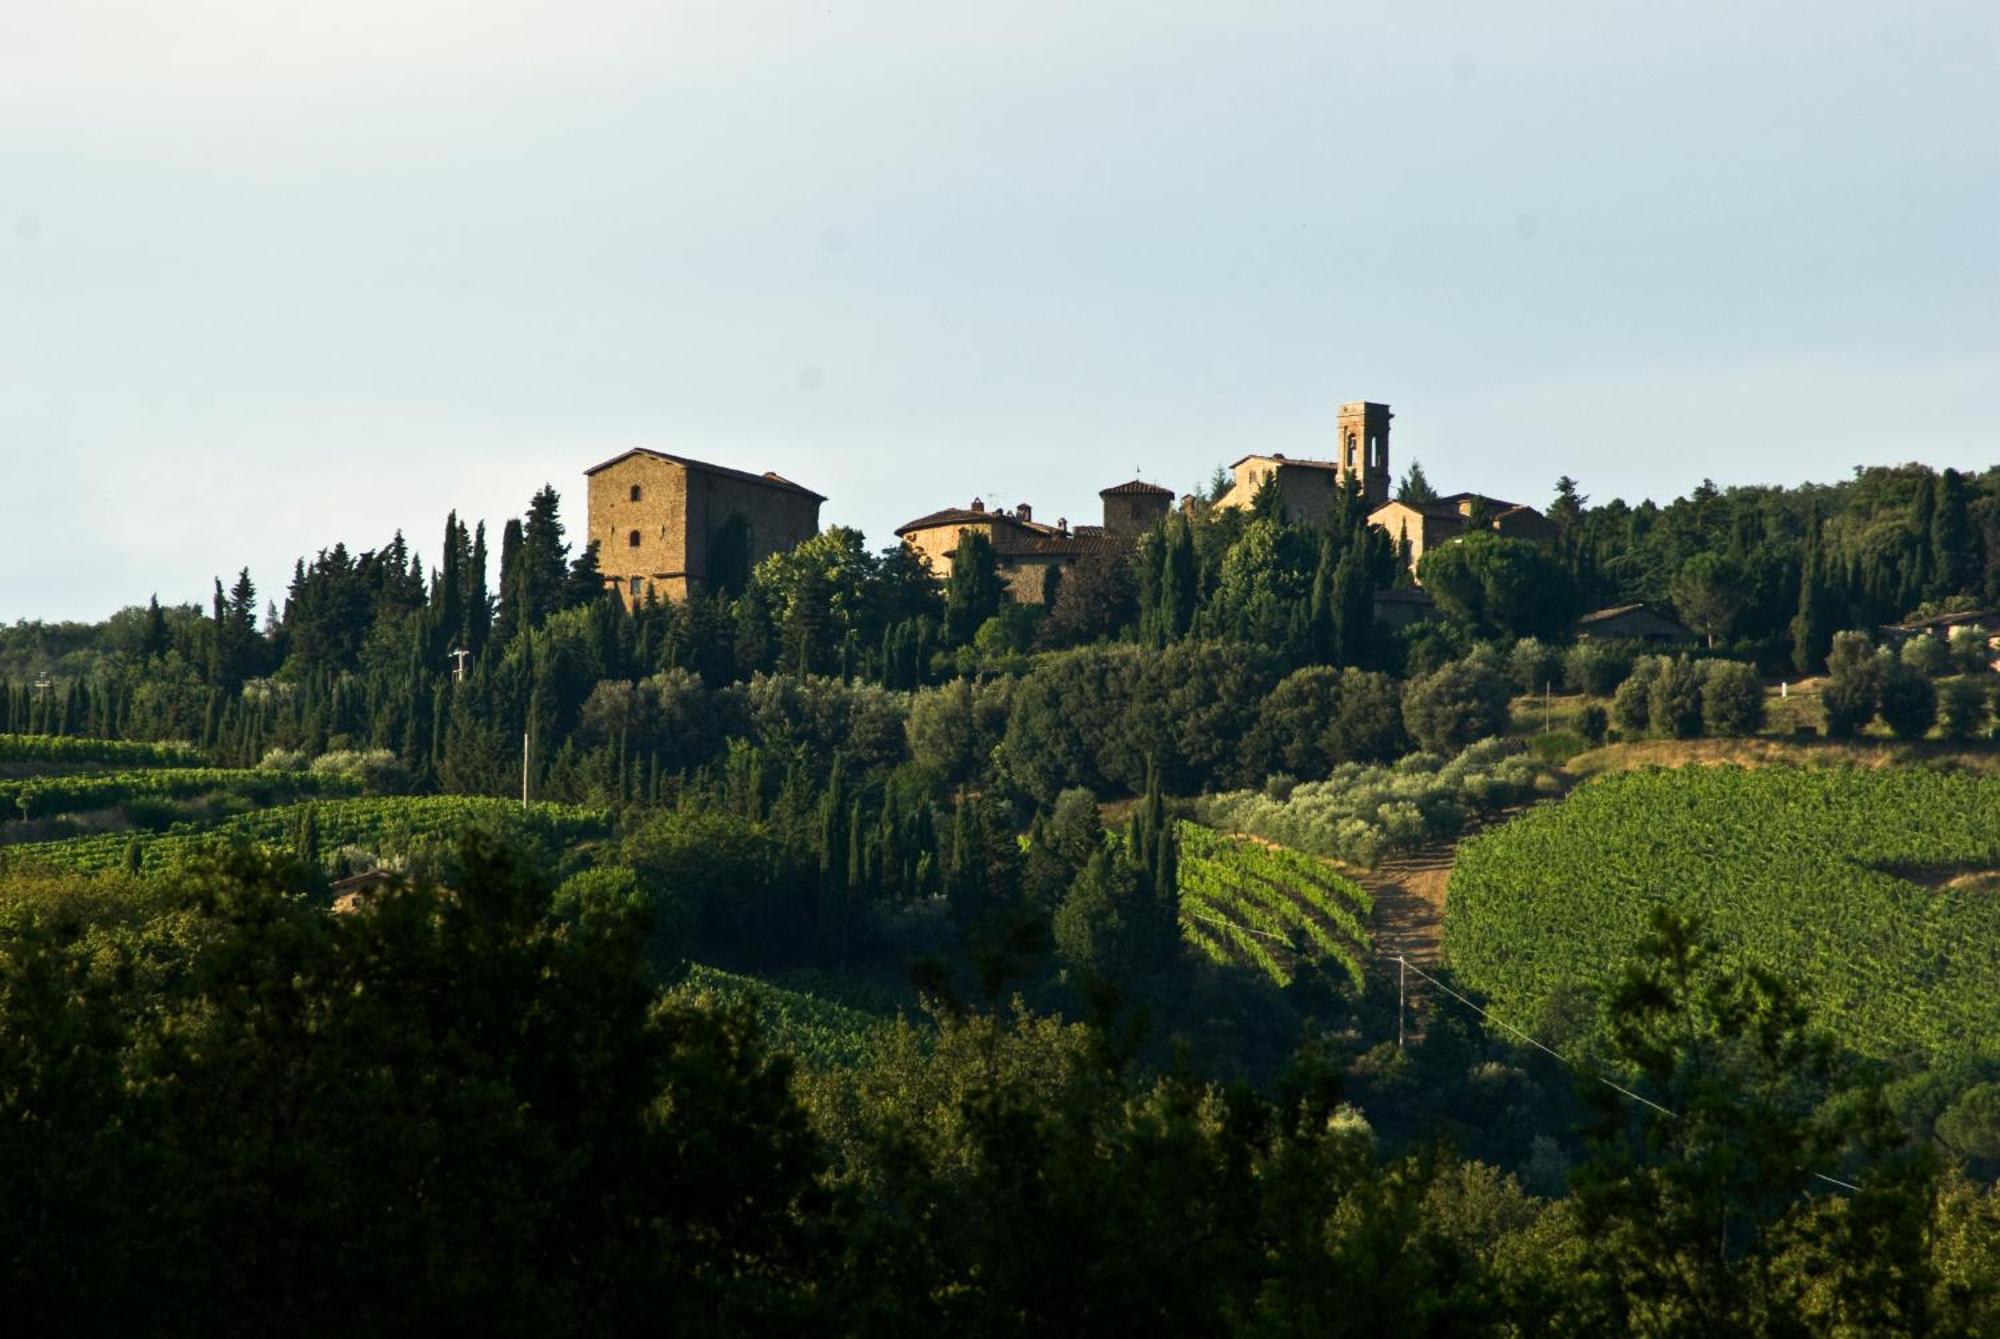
[628,530,641,547]
[629,484,642,502]
[1345,432,1357,468]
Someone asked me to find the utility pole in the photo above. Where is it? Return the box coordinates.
[522,729,530,810]
[449,648,470,682]
[1544,681,1552,734]
[1397,955,1407,1050]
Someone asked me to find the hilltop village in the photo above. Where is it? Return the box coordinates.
[11,397,2000,1334]
[580,399,1638,635]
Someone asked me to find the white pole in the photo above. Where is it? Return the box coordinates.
[522,730,530,810]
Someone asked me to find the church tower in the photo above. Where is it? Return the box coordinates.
[1336,401,1392,507]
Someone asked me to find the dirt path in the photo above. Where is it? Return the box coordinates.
[1356,849,1454,969]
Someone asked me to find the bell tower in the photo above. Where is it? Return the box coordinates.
[1336,401,1392,507]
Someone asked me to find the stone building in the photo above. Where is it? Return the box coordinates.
[1216,402,1394,520]
[1880,609,2000,671]
[585,449,824,607]
[896,480,1174,603]
[1575,603,1696,645]
[1368,493,1559,574]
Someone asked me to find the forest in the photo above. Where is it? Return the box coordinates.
[7,460,2000,1333]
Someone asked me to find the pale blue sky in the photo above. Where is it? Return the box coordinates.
[3,1,1997,622]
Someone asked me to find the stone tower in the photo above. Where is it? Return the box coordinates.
[1335,401,1393,507]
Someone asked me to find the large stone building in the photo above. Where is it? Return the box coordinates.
[1367,493,1559,573]
[896,480,1174,603]
[1216,401,1394,520]
[585,449,824,606]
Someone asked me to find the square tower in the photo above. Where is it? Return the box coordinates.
[1336,401,1393,507]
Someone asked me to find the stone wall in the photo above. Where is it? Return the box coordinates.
[588,454,821,606]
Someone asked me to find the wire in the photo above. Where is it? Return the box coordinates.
[1390,954,1863,1194]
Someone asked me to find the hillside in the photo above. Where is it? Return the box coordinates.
[1446,765,2000,1069]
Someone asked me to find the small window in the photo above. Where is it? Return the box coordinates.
[629,484,642,502]
[628,530,641,547]
[628,576,642,597]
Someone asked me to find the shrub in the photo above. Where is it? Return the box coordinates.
[1939,678,1991,740]
[1563,640,1637,696]
[1877,662,1938,740]
[1901,633,1952,678]
[1576,703,1610,746]
[1401,659,1512,755]
[1611,663,1655,736]
[1820,672,1879,739]
[1507,638,1564,695]
[1827,630,1877,679]
[1950,625,1992,674]
[1197,739,1547,867]
[1700,661,1766,738]
[309,749,411,795]
[1647,657,1705,740]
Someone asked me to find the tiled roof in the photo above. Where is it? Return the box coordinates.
[1099,480,1174,497]
[1578,603,1690,631]
[993,532,1128,558]
[582,449,827,501]
[894,507,1003,536]
[1892,609,1997,632]
[1229,453,1342,470]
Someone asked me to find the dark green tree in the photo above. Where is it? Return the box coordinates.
[944,530,1004,649]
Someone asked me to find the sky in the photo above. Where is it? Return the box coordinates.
[3,0,1997,623]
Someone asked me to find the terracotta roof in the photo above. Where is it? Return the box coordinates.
[1099,480,1174,497]
[1229,453,1342,470]
[1892,609,1997,632]
[1577,603,1691,631]
[582,449,827,501]
[895,507,1011,537]
[993,532,1128,558]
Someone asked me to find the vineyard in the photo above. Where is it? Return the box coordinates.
[1178,822,1372,989]
[0,733,206,768]
[0,768,360,821]
[1447,765,2000,1067]
[677,964,889,1070]
[1,795,613,875]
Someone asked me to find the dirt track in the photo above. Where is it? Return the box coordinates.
[1357,850,1453,969]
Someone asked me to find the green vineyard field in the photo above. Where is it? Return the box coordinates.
[1178,821,1372,989]
[1447,765,2000,1066]
[0,733,206,768]
[1,795,613,875]
[0,768,359,820]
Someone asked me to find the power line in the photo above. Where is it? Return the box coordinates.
[1391,954,1862,1194]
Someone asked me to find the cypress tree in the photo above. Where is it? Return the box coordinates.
[1159,513,1198,643]
[1933,468,1974,599]
[142,595,169,660]
[944,530,1003,648]
[1792,519,1837,675]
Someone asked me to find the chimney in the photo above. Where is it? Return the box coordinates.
[970,497,985,513]
[1018,503,1033,524]
[1058,517,1069,535]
